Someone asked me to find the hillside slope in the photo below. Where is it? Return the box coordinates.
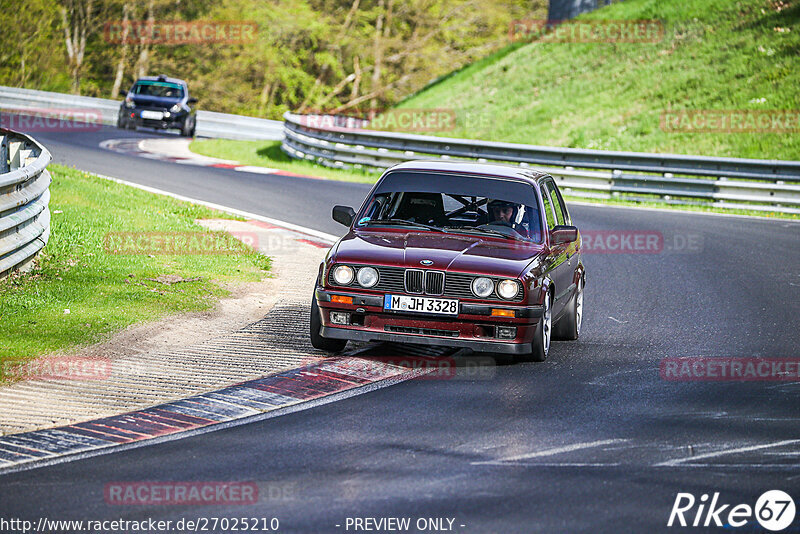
[397,0,799,160]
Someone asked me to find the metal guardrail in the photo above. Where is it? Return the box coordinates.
[0,86,283,141]
[0,128,51,278]
[282,112,800,214]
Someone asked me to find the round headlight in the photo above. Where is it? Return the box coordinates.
[497,279,520,299]
[170,103,182,113]
[471,277,494,298]
[357,266,379,288]
[332,265,354,285]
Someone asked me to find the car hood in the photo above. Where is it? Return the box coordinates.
[130,94,182,108]
[332,230,545,278]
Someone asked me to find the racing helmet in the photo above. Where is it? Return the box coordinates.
[487,199,520,224]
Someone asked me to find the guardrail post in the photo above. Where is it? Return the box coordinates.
[8,139,21,170]
[0,132,7,173]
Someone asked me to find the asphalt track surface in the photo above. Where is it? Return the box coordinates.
[2,124,800,533]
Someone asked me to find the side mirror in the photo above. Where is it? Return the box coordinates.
[187,97,198,104]
[332,205,355,227]
[550,225,578,245]
[119,90,128,98]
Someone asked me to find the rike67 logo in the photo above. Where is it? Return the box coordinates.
[668,490,796,531]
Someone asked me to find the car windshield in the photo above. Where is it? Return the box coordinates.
[132,81,184,98]
[356,171,544,243]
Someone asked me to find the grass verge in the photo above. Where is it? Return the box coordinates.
[397,0,799,160]
[0,164,271,378]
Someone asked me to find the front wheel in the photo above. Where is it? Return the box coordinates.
[520,292,552,362]
[310,294,347,352]
[553,277,583,341]
[181,116,196,137]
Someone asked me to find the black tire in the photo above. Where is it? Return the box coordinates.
[553,277,583,341]
[310,294,347,352]
[116,112,125,129]
[181,116,195,137]
[519,292,552,363]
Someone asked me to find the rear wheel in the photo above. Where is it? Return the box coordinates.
[310,294,347,352]
[553,277,583,341]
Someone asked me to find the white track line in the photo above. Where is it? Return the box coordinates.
[655,439,800,467]
[472,438,629,465]
[88,171,339,243]
[235,165,280,174]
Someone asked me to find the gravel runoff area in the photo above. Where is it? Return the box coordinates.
[0,219,332,435]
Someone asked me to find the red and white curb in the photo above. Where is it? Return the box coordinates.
[0,354,438,475]
[99,137,311,178]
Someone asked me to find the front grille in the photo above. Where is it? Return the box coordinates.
[425,271,444,295]
[445,273,481,300]
[385,325,459,337]
[405,269,424,294]
[328,264,524,302]
[376,267,405,293]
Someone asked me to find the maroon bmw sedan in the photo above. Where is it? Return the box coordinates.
[310,160,585,362]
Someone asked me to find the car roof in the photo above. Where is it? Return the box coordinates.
[384,160,550,186]
[135,75,186,86]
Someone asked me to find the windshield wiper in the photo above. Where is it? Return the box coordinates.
[364,219,447,232]
[448,226,526,242]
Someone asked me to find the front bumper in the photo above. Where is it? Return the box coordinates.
[123,108,188,129]
[315,288,543,354]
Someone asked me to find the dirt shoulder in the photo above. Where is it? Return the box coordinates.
[0,218,331,435]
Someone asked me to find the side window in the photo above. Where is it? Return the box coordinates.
[540,186,557,231]
[545,181,566,226]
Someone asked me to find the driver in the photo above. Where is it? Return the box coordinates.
[487,199,517,226]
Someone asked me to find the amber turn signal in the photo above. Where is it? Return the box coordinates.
[331,295,353,305]
[491,308,515,317]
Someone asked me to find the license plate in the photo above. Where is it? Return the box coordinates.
[140,110,163,120]
[384,294,458,315]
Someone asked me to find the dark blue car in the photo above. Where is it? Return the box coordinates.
[117,75,197,137]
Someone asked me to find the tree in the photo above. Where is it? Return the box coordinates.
[60,0,96,94]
